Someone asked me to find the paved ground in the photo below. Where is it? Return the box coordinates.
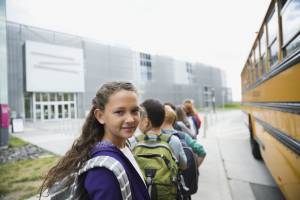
[14,119,84,155]
[194,110,284,200]
[12,110,284,200]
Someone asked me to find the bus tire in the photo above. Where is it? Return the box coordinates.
[250,136,262,160]
[248,116,262,160]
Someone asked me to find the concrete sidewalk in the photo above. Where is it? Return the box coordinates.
[13,119,83,155]
[14,116,233,200]
[193,114,232,200]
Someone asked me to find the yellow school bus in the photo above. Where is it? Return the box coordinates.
[241,0,300,199]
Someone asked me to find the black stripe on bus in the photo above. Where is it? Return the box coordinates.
[255,117,300,156]
[243,48,300,93]
[242,102,300,115]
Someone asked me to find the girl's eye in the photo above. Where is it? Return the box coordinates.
[114,111,124,115]
[132,108,140,115]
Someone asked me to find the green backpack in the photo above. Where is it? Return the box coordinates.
[133,134,179,200]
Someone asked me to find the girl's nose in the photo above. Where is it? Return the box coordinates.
[125,113,135,123]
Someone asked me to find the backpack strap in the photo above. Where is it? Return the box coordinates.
[136,134,145,143]
[173,122,183,131]
[78,156,132,200]
[159,133,172,143]
[138,133,172,143]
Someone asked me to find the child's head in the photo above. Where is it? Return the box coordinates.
[139,99,165,132]
[183,100,195,116]
[176,105,190,128]
[93,82,138,110]
[176,105,188,122]
[183,99,194,104]
[163,105,177,125]
[164,102,176,112]
[93,81,140,145]
[41,81,139,191]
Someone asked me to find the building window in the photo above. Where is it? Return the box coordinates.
[186,62,193,83]
[57,93,63,101]
[50,93,56,101]
[64,93,69,101]
[140,52,152,81]
[70,94,74,101]
[36,93,41,102]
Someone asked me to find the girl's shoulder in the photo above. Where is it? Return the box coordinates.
[90,141,119,156]
[90,141,133,170]
[83,159,125,199]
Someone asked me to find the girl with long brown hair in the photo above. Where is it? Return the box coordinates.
[40,81,150,200]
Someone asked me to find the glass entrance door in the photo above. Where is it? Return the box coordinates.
[58,104,63,119]
[40,103,70,120]
[50,104,55,119]
[64,104,69,118]
[43,105,49,120]
[33,92,77,121]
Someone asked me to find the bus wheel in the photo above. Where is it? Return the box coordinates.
[250,136,262,160]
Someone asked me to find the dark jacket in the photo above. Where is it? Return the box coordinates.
[84,141,150,200]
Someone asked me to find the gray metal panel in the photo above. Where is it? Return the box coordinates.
[108,46,136,81]
[21,25,54,43]
[7,28,25,117]
[83,41,111,112]
[0,0,8,104]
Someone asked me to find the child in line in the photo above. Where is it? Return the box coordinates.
[131,99,187,200]
[162,105,206,166]
[137,99,187,170]
[40,81,150,200]
[183,99,202,137]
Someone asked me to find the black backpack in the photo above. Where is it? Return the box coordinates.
[162,130,199,196]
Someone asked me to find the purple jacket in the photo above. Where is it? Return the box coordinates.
[84,141,150,200]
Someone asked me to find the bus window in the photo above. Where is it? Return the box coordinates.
[242,65,248,89]
[254,44,260,80]
[241,69,246,92]
[247,63,252,85]
[248,57,253,84]
[250,52,257,81]
[267,7,279,67]
[260,29,267,75]
[281,0,300,57]
[251,56,255,83]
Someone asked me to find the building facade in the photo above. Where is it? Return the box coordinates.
[6,21,231,121]
[0,0,9,145]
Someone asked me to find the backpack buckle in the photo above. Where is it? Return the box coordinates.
[145,168,156,185]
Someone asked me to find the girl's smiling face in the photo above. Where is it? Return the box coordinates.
[95,89,140,148]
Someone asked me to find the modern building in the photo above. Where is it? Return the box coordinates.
[5,21,231,122]
[0,0,9,146]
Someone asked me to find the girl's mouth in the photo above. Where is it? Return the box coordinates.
[122,126,136,132]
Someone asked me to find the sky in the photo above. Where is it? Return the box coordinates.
[6,0,271,101]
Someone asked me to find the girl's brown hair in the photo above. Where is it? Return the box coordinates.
[39,81,137,196]
[176,105,190,128]
[164,105,177,125]
[183,99,197,116]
